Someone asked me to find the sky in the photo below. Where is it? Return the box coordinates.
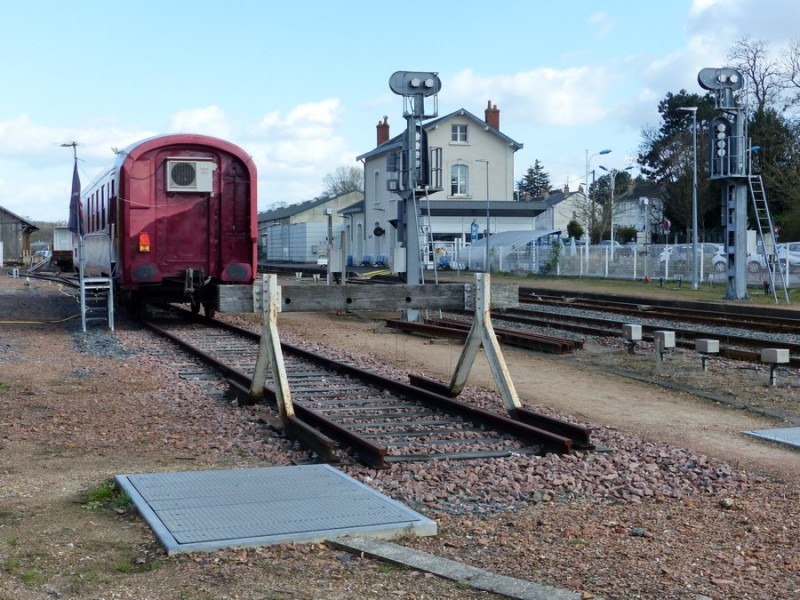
[1,0,799,224]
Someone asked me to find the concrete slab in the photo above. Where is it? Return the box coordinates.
[328,536,581,600]
[116,465,436,555]
[743,427,800,450]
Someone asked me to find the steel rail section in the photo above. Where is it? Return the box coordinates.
[497,307,800,366]
[141,313,579,466]
[142,318,389,467]
[520,294,800,334]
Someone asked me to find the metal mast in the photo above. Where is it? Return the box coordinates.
[698,67,749,300]
[388,71,442,284]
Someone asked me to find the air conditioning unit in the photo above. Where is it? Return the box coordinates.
[166,160,216,192]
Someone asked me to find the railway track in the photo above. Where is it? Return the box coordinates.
[373,288,800,368]
[520,290,800,335]
[384,315,583,354]
[497,293,800,367]
[140,311,593,468]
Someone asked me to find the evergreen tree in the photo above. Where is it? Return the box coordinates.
[516,160,551,200]
[637,90,716,240]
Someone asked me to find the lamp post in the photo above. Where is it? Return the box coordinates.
[585,149,611,245]
[679,106,699,289]
[477,159,490,272]
[598,165,634,261]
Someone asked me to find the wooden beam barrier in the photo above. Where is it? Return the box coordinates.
[218,281,518,313]
[229,273,522,435]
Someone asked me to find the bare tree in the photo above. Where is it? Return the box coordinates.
[322,166,363,196]
[728,37,783,114]
[780,38,800,110]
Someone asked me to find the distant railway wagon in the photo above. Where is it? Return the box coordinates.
[52,226,74,270]
[78,134,257,316]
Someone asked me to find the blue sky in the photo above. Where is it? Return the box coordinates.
[1,0,798,223]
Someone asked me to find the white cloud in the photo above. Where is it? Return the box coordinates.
[169,106,231,139]
[588,11,615,41]
[244,99,357,208]
[446,67,611,127]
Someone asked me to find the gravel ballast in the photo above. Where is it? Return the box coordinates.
[1,274,799,599]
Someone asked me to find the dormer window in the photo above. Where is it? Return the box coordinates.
[451,124,468,143]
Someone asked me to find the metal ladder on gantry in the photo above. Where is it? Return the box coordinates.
[748,173,788,303]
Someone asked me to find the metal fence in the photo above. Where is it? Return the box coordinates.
[450,243,797,289]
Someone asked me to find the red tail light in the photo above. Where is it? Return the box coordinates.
[138,232,151,253]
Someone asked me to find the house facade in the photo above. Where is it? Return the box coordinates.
[354,102,560,267]
[614,183,667,244]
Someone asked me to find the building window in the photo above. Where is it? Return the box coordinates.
[451,124,468,143]
[451,164,468,196]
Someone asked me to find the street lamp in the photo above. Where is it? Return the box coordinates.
[477,159,490,272]
[679,106,699,290]
[598,165,634,261]
[585,149,611,245]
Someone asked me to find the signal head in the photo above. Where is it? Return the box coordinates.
[698,67,744,91]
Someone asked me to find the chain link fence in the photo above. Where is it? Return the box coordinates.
[449,242,796,289]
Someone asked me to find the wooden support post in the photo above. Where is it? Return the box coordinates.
[248,274,294,419]
[448,273,521,412]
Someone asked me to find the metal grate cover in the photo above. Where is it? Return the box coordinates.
[743,427,800,450]
[116,465,437,555]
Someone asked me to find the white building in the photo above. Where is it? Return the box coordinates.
[352,102,563,267]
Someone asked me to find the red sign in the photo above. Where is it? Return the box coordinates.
[663,219,671,233]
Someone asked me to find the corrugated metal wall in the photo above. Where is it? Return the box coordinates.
[264,221,346,263]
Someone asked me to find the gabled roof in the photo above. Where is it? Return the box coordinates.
[0,205,39,231]
[618,183,666,203]
[356,108,523,162]
[425,108,523,151]
[258,190,364,222]
[537,190,578,208]
[338,199,364,215]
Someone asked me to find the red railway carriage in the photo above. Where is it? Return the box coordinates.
[79,133,257,316]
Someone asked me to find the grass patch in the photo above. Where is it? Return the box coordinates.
[116,560,135,573]
[80,480,132,512]
[21,570,44,584]
[569,537,591,546]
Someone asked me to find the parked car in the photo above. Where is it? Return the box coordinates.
[661,243,723,267]
[623,241,641,256]
[599,240,628,257]
[776,242,800,270]
[711,248,767,273]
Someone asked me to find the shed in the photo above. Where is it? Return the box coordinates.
[0,205,39,265]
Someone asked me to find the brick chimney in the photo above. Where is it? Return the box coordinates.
[484,101,500,130]
[376,116,390,145]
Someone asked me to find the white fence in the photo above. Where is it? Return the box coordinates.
[450,243,796,289]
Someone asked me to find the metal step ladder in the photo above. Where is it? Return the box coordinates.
[748,174,788,303]
[418,188,437,283]
[80,276,115,332]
